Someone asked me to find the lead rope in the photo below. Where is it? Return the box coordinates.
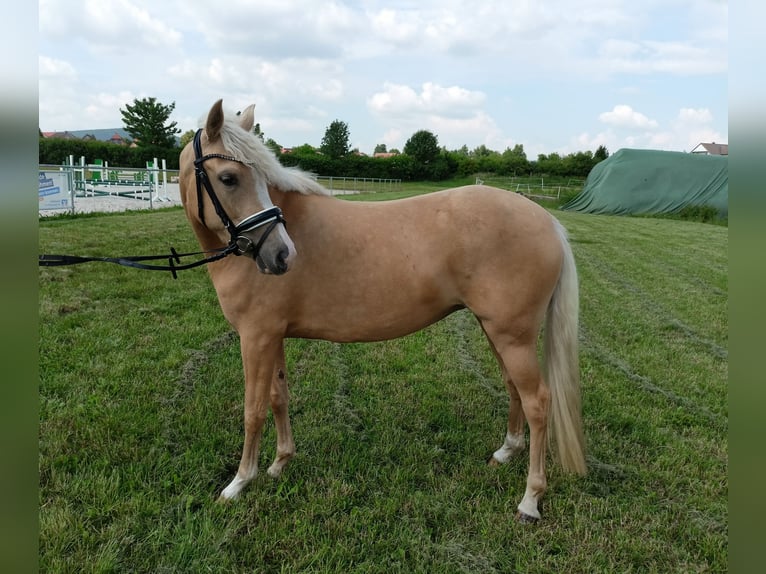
[39,244,238,279]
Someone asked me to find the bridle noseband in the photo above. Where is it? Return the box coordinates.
[192,129,286,257]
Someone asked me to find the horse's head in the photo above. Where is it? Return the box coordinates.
[179,99,296,275]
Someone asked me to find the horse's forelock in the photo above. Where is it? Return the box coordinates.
[217,115,329,197]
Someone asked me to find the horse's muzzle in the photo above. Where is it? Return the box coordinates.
[236,235,289,275]
[231,207,294,275]
[255,246,291,275]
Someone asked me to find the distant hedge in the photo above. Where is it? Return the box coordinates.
[40,138,605,181]
[39,138,180,169]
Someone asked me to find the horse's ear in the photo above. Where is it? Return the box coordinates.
[205,99,225,141]
[239,104,255,132]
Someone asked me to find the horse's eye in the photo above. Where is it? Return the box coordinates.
[220,173,238,187]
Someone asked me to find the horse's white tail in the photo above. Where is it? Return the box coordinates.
[544,220,587,475]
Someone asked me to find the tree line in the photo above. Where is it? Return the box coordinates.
[40,97,609,179]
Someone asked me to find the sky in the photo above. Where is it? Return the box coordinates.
[39,0,728,158]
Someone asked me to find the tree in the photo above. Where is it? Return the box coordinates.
[509,144,527,160]
[501,144,530,175]
[264,138,282,154]
[374,143,387,154]
[179,129,196,149]
[594,145,610,162]
[253,123,265,142]
[293,143,318,155]
[471,144,493,158]
[403,130,439,164]
[563,150,595,177]
[120,97,180,147]
[320,120,351,158]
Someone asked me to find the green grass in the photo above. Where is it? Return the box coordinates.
[342,177,477,202]
[39,195,727,572]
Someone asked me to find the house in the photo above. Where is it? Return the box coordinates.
[690,142,728,156]
[41,128,134,144]
[373,152,398,159]
[109,132,127,145]
[42,131,79,140]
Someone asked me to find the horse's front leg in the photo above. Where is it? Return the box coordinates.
[219,334,280,501]
[266,340,295,478]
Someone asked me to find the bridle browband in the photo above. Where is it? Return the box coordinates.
[192,128,286,258]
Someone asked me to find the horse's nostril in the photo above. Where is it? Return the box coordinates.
[276,247,289,272]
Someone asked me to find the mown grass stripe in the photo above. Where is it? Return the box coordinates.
[581,328,725,429]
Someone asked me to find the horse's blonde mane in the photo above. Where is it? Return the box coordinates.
[213,112,329,196]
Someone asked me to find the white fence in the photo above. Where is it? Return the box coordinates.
[39,156,174,214]
[315,176,401,195]
[476,175,585,199]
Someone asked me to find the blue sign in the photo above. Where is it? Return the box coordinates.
[39,171,71,210]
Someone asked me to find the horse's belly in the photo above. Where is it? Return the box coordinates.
[287,282,462,343]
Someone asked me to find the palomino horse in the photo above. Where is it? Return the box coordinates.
[178,100,586,522]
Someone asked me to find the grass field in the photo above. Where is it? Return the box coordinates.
[39,190,727,572]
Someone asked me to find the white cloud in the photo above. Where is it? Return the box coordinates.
[428,111,508,150]
[599,105,659,129]
[574,103,726,154]
[599,39,643,60]
[41,0,182,51]
[368,82,485,118]
[574,130,615,151]
[368,84,420,117]
[39,56,76,81]
[672,106,725,151]
[369,9,421,46]
[366,82,505,149]
[596,38,726,75]
[167,57,344,104]
[380,128,404,149]
[187,0,357,59]
[38,56,79,130]
[677,107,714,124]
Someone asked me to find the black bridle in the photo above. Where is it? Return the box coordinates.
[192,129,286,258]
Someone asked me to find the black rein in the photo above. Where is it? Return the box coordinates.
[38,245,236,280]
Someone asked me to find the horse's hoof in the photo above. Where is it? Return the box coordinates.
[217,488,241,503]
[515,511,540,524]
[487,456,501,467]
[266,466,282,479]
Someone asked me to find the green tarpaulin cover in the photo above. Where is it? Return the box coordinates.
[562,148,728,216]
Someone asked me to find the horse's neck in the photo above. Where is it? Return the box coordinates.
[269,187,329,219]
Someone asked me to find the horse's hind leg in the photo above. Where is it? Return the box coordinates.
[490,381,527,465]
[484,335,527,465]
[486,330,550,522]
[266,341,295,478]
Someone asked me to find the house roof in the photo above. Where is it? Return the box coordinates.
[691,142,728,156]
[40,128,179,146]
[43,130,79,140]
[41,128,133,142]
